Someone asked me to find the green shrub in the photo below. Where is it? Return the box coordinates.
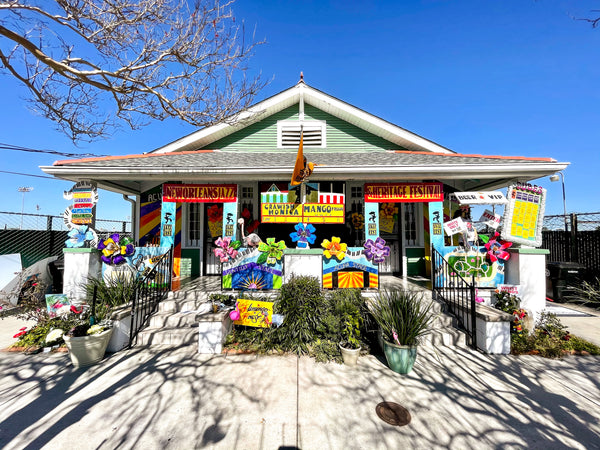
[224,278,369,362]
[510,311,600,357]
[84,274,141,321]
[266,275,326,354]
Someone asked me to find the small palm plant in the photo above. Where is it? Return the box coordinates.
[370,288,436,347]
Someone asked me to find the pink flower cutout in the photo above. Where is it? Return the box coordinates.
[213,237,240,263]
[484,232,512,263]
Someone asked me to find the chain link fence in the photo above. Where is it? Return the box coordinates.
[0,211,131,269]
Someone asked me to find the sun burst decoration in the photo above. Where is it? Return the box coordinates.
[239,272,267,290]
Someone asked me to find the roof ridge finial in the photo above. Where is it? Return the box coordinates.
[300,71,304,83]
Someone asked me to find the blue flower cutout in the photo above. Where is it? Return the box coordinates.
[65,225,95,248]
[290,223,317,245]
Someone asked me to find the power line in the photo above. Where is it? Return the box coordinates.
[0,142,107,158]
[0,170,57,180]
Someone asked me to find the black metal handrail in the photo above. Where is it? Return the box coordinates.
[128,247,173,348]
[431,245,477,350]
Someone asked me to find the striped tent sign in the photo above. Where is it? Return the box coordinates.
[261,192,289,203]
[318,193,345,204]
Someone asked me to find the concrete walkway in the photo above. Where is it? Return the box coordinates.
[1,345,599,449]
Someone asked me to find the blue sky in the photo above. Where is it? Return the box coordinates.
[1,0,599,222]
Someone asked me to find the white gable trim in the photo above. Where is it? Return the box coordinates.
[150,82,454,155]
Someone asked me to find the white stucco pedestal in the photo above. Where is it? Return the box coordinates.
[62,248,102,303]
[504,247,550,321]
[283,249,323,286]
[197,310,232,354]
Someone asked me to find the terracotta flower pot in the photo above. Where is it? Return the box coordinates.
[63,328,113,368]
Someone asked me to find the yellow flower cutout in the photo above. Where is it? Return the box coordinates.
[380,202,398,220]
[321,236,348,261]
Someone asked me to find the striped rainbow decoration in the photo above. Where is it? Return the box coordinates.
[173,203,182,279]
[323,273,333,289]
[139,187,162,246]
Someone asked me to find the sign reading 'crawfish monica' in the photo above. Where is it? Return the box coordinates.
[364,183,443,202]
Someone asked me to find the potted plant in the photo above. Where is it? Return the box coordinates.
[63,322,113,368]
[369,288,436,374]
[339,306,362,365]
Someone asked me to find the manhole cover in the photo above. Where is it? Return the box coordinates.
[376,402,411,427]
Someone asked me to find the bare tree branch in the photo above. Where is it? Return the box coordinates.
[0,0,267,142]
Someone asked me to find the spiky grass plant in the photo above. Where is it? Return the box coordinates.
[370,288,437,346]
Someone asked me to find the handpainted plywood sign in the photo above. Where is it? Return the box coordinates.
[261,203,345,224]
[364,183,443,203]
[501,184,546,247]
[454,191,508,205]
[162,184,237,203]
[64,181,98,225]
[232,299,273,328]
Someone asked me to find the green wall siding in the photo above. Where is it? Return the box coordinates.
[201,105,406,152]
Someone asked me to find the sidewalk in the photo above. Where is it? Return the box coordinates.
[1,345,599,449]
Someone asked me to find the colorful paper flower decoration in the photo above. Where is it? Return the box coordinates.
[363,237,391,264]
[207,204,223,223]
[484,232,513,263]
[321,236,348,261]
[65,225,95,248]
[351,212,364,230]
[241,207,260,234]
[213,237,241,263]
[290,223,317,246]
[257,238,287,265]
[98,233,135,265]
[379,203,398,220]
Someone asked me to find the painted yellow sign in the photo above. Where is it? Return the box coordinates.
[261,203,345,224]
[234,299,273,328]
[302,203,345,223]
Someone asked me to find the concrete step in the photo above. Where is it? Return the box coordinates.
[158,298,209,313]
[421,327,467,348]
[137,325,197,346]
[148,311,200,328]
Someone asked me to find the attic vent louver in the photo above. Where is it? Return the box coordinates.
[277,120,326,148]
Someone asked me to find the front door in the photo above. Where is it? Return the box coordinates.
[203,203,222,275]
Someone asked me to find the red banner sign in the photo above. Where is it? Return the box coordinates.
[364,183,443,203]
[163,184,237,203]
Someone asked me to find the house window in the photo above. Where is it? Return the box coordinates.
[403,203,423,247]
[186,203,202,248]
[277,120,326,148]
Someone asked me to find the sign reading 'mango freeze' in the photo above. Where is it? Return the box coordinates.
[163,184,237,203]
[364,183,443,203]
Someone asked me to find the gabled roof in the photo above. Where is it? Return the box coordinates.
[150,81,455,155]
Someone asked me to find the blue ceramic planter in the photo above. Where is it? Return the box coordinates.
[382,340,417,374]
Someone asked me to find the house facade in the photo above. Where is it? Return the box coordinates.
[41,80,568,290]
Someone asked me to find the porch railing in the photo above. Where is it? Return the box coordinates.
[431,246,477,350]
[128,247,173,348]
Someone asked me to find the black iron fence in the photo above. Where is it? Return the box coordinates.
[542,212,600,278]
[431,246,477,350]
[129,247,173,348]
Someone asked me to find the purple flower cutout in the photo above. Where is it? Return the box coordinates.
[98,233,135,265]
[290,223,317,245]
[364,237,390,264]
